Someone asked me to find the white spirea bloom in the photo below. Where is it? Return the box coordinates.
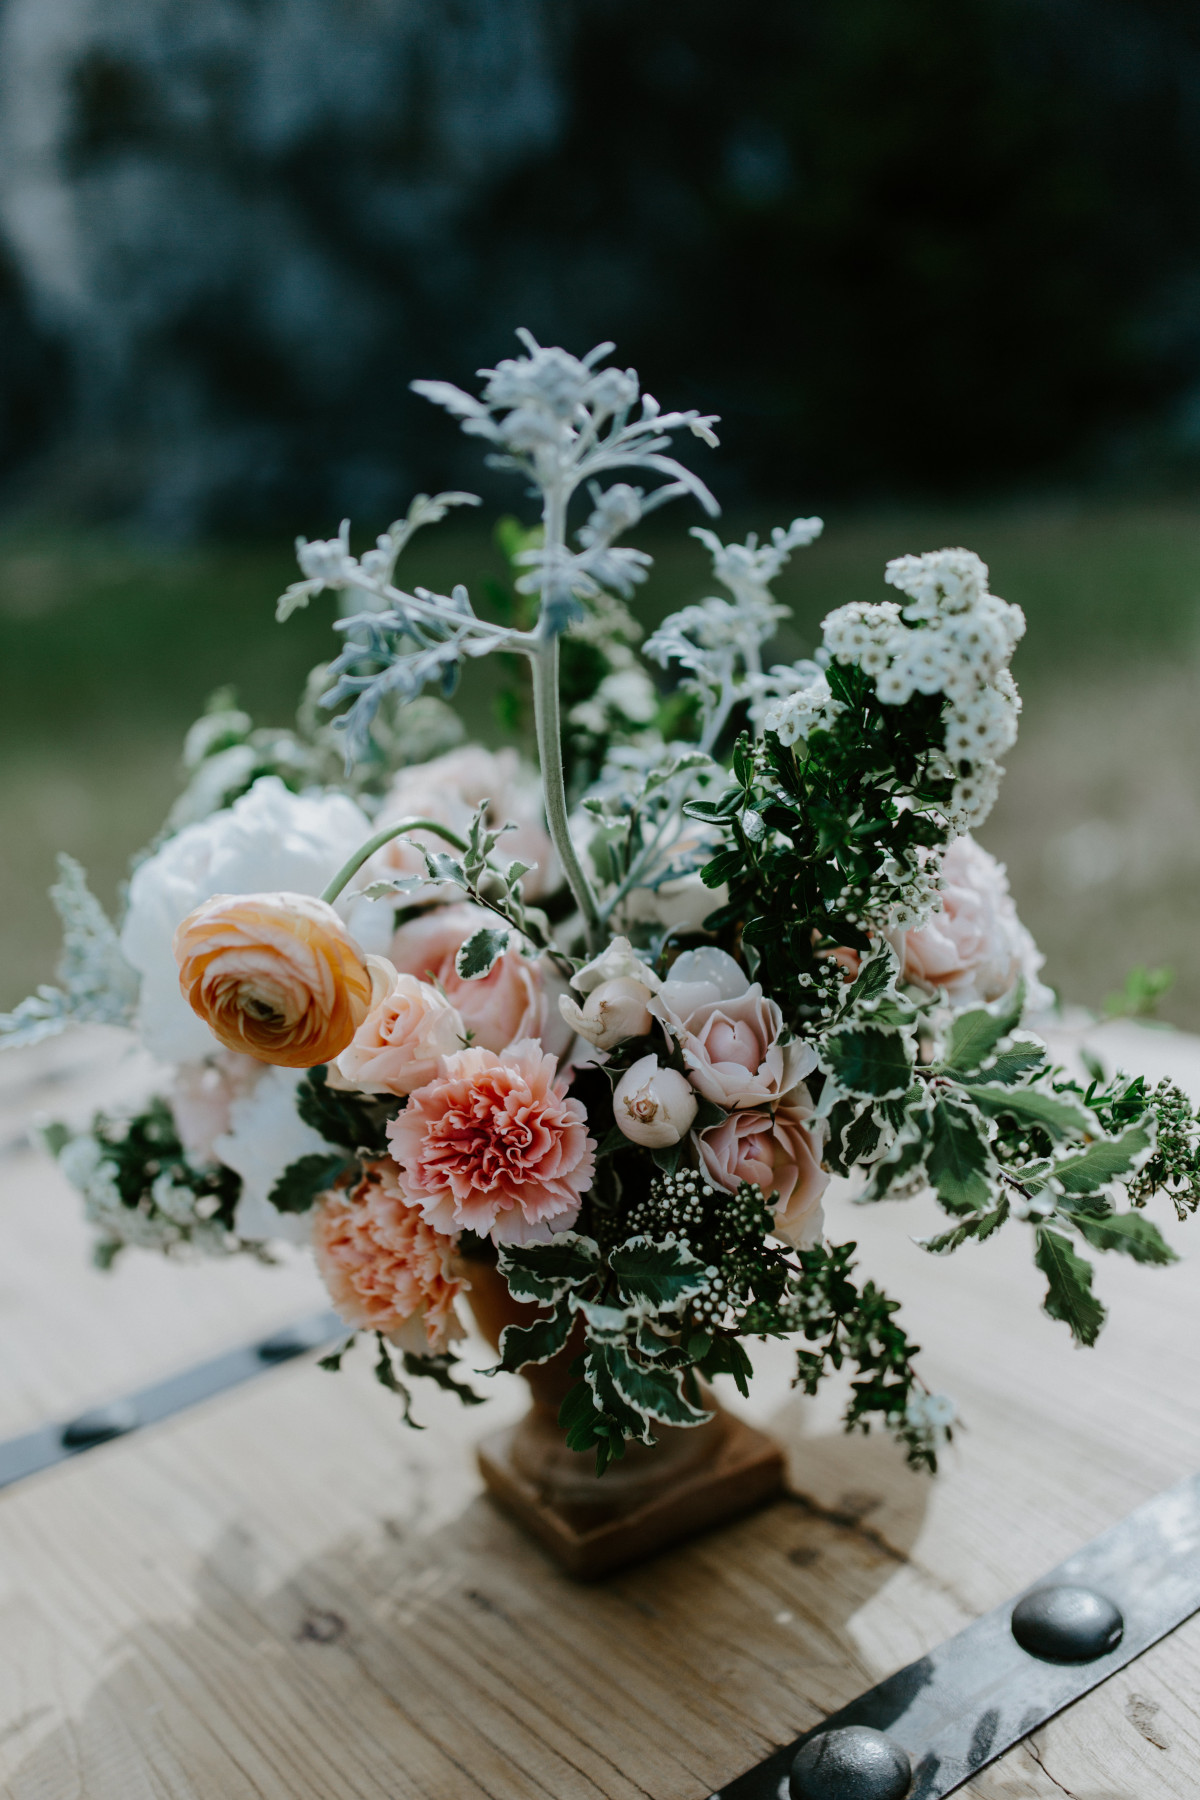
[215,1066,337,1245]
[819,548,1025,833]
[120,776,386,1063]
[757,665,839,746]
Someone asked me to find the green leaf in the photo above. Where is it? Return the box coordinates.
[918,1203,1007,1255]
[455,925,511,980]
[819,1024,913,1099]
[597,1344,713,1426]
[961,1083,1091,1141]
[401,1350,486,1405]
[842,943,899,1013]
[1052,1122,1154,1194]
[1034,1227,1106,1345]
[609,1236,709,1309]
[295,1065,390,1155]
[497,1306,574,1371]
[942,981,1025,1074]
[979,1042,1048,1086]
[861,1129,927,1201]
[1073,1211,1178,1264]
[421,849,467,887]
[700,849,746,890]
[926,1101,992,1214]
[267,1149,351,1214]
[497,1233,602,1304]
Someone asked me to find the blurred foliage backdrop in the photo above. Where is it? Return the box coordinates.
[1,0,1199,1021]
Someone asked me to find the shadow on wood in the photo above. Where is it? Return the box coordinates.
[4,1426,931,1800]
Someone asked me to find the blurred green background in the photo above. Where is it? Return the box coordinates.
[4,497,1198,1024]
[3,1,1200,1030]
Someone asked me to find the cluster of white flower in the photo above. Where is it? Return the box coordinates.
[753,661,840,745]
[57,1134,232,1258]
[822,548,1025,830]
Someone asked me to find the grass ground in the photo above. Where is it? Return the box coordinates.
[2,496,1199,1023]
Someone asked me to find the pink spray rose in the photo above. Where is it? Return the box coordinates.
[312,1159,464,1353]
[389,902,570,1056]
[661,982,817,1110]
[697,1090,829,1248]
[376,746,556,898]
[386,1038,595,1245]
[896,834,1052,1010]
[335,963,466,1096]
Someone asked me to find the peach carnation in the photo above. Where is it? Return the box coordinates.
[386,1038,595,1245]
[312,1159,464,1353]
[174,891,374,1067]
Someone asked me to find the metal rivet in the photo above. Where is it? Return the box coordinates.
[61,1400,139,1448]
[1011,1584,1124,1663]
[789,1725,912,1800]
[257,1319,334,1363]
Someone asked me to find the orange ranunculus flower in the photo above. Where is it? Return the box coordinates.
[173,891,374,1067]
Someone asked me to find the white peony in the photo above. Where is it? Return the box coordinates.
[120,776,388,1063]
[215,1065,339,1246]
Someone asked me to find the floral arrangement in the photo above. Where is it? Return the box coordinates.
[9,331,1200,1476]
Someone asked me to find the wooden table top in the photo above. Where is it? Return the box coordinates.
[3,1017,1200,1799]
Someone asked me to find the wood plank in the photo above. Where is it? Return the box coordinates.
[1,1017,1199,1797]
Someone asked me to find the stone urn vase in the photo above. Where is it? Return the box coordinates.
[464,1257,785,1579]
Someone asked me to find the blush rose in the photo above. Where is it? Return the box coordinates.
[389,902,570,1056]
[697,1091,829,1248]
[336,964,466,1095]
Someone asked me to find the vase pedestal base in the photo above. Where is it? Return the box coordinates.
[477,1406,785,1580]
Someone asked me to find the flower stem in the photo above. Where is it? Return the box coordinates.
[320,818,469,905]
[530,634,603,952]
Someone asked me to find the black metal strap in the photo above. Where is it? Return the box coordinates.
[0,1311,343,1489]
[714,1471,1200,1799]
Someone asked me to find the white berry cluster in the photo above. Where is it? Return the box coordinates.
[823,547,1025,830]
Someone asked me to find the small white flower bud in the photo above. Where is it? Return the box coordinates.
[559,976,655,1050]
[612,1054,698,1147]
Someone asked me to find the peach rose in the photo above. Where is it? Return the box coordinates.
[661,983,816,1110]
[895,834,1052,1011]
[697,1091,829,1248]
[377,745,555,898]
[174,891,374,1067]
[389,901,570,1056]
[336,964,467,1095]
[386,1038,595,1244]
[312,1159,464,1353]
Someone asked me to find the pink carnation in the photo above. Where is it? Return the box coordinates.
[386,1038,595,1245]
[312,1159,464,1353]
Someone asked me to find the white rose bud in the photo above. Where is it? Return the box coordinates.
[559,976,655,1050]
[573,935,662,995]
[612,1054,698,1147]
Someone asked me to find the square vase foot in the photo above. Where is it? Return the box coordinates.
[477,1407,786,1580]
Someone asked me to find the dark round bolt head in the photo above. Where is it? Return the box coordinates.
[790,1725,912,1800]
[1011,1584,1124,1663]
[61,1399,139,1448]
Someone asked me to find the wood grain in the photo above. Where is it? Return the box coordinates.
[1,1016,1199,1797]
